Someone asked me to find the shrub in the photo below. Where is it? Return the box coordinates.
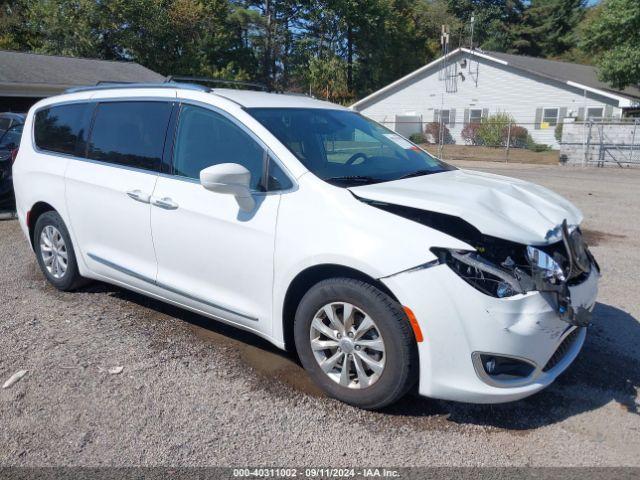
[424,122,453,144]
[409,132,426,144]
[476,112,512,147]
[555,122,564,142]
[525,136,552,152]
[461,122,481,145]
[507,125,529,148]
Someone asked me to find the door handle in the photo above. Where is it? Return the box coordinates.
[151,197,179,210]
[126,189,150,203]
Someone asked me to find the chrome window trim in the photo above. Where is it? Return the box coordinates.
[87,253,258,322]
[172,99,298,194]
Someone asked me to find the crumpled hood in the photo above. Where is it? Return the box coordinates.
[349,169,583,245]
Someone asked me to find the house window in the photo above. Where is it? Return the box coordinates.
[543,108,559,127]
[440,110,451,125]
[469,109,483,123]
[587,107,604,119]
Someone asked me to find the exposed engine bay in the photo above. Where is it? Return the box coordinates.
[362,199,600,327]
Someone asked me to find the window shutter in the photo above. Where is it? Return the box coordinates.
[434,109,440,122]
[534,108,543,129]
[604,104,613,119]
[464,109,470,125]
[482,108,489,120]
[578,107,585,121]
[449,109,456,127]
[559,107,567,123]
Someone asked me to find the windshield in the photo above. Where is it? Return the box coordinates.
[247,108,454,186]
[0,124,23,150]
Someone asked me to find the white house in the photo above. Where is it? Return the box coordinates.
[351,48,640,148]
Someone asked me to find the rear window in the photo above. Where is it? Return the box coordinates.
[87,101,172,171]
[0,118,10,130]
[34,103,92,156]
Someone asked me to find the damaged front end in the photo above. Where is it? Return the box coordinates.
[365,201,600,327]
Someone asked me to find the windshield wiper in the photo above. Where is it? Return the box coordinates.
[324,175,380,184]
[397,169,435,180]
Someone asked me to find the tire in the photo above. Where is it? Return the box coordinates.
[294,278,417,409]
[33,211,86,291]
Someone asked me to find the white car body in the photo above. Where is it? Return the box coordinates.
[13,84,599,404]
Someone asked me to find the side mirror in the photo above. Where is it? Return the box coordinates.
[200,163,256,211]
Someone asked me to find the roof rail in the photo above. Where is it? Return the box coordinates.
[64,82,210,94]
[166,75,269,92]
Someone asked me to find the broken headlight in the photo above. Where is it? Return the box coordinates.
[431,223,595,327]
[526,246,566,283]
[431,248,529,298]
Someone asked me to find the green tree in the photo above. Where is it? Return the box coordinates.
[98,0,252,77]
[580,0,640,89]
[8,0,101,57]
[514,0,586,58]
[308,55,349,102]
[446,0,525,52]
[0,0,22,50]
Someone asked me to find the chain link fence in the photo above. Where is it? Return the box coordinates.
[378,117,640,167]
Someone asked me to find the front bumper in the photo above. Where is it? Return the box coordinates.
[382,263,598,403]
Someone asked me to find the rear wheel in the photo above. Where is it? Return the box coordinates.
[294,278,417,409]
[34,211,86,291]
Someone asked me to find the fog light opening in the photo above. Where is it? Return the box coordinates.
[473,353,537,386]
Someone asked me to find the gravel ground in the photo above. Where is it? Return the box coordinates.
[1,162,639,467]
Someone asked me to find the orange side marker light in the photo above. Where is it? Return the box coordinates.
[403,306,424,343]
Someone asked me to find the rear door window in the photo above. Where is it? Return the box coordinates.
[87,101,172,172]
[34,103,93,156]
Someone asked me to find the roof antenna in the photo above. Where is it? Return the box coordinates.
[439,24,457,93]
[467,14,480,86]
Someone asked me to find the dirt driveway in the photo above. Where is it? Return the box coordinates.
[1,162,639,467]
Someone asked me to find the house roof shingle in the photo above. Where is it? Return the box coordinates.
[484,50,640,101]
[0,50,165,87]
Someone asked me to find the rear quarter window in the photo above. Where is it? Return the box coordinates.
[87,101,172,171]
[34,103,93,156]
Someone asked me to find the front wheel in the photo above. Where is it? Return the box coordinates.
[294,278,417,409]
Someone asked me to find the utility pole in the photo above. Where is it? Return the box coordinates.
[264,0,272,90]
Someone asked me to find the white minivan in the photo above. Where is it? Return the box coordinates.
[13,83,599,409]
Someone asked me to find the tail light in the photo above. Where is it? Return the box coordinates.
[10,148,18,165]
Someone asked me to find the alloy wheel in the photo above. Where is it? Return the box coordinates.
[309,302,386,389]
[39,225,68,279]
